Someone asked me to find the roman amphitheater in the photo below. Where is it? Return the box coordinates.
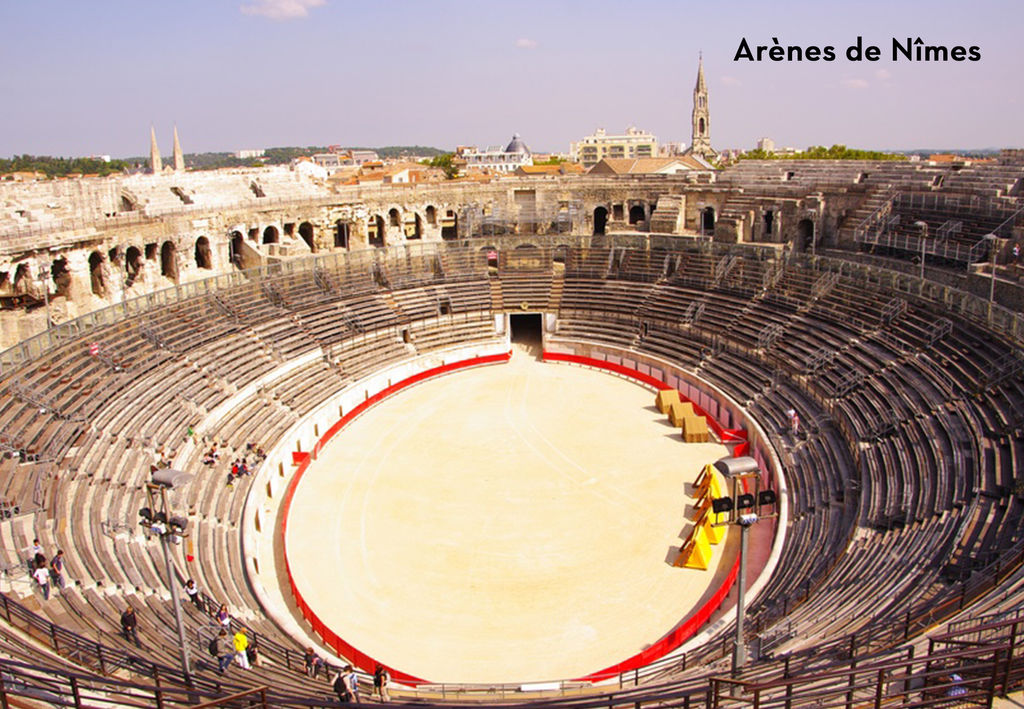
[0,153,1022,706]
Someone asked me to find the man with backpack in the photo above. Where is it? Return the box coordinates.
[208,630,234,674]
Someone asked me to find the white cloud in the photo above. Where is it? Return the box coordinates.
[874,69,892,81]
[720,75,742,86]
[841,78,870,89]
[240,0,326,21]
[515,38,538,50]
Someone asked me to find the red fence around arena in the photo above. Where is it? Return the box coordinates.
[280,352,511,685]
[540,351,745,682]
[280,349,747,686]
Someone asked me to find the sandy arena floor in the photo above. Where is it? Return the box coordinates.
[285,344,735,683]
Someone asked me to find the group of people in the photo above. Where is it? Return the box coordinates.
[207,626,257,673]
[305,646,390,703]
[332,662,391,704]
[201,443,221,467]
[34,540,393,700]
[29,538,65,601]
[226,442,266,488]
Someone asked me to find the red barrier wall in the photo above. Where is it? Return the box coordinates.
[280,352,511,685]
[281,349,744,686]
[540,351,744,682]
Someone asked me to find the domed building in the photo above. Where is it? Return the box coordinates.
[458,133,534,173]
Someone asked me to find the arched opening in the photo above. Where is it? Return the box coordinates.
[51,257,70,297]
[702,206,715,234]
[441,211,458,240]
[88,251,106,296]
[593,206,608,236]
[299,222,315,252]
[145,243,158,260]
[194,236,213,269]
[796,219,815,252]
[229,232,244,269]
[425,205,437,226]
[763,210,775,237]
[12,263,31,294]
[628,204,645,225]
[334,221,350,249]
[410,213,422,239]
[698,117,706,136]
[263,226,279,244]
[108,246,121,264]
[125,246,141,286]
[388,208,401,227]
[160,241,178,281]
[552,245,570,265]
[370,216,386,248]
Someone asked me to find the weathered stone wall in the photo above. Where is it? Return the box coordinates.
[4,160,1019,349]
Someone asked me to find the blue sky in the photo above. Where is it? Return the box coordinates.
[0,0,1020,157]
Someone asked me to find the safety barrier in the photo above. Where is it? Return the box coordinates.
[540,350,747,682]
[279,351,512,684]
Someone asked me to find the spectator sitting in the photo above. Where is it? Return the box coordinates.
[246,636,260,668]
[304,647,324,678]
[213,603,231,629]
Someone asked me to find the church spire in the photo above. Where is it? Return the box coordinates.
[695,52,707,92]
[149,125,163,174]
[172,125,184,172]
[688,54,716,162]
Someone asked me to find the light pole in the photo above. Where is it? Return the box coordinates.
[141,469,194,686]
[710,456,778,677]
[914,221,928,281]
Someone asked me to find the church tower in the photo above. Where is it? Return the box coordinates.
[688,55,716,161]
[149,126,163,174]
[172,125,184,172]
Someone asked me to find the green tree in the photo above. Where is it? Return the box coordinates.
[428,153,459,179]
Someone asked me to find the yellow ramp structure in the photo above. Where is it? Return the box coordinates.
[655,389,680,414]
[674,524,713,570]
[668,401,695,427]
[682,414,709,443]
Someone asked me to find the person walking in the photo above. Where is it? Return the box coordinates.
[232,628,250,669]
[31,538,45,568]
[49,550,66,590]
[120,606,140,646]
[208,629,234,674]
[32,561,50,601]
[373,664,390,703]
[184,579,202,611]
[333,670,351,704]
[345,665,360,703]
